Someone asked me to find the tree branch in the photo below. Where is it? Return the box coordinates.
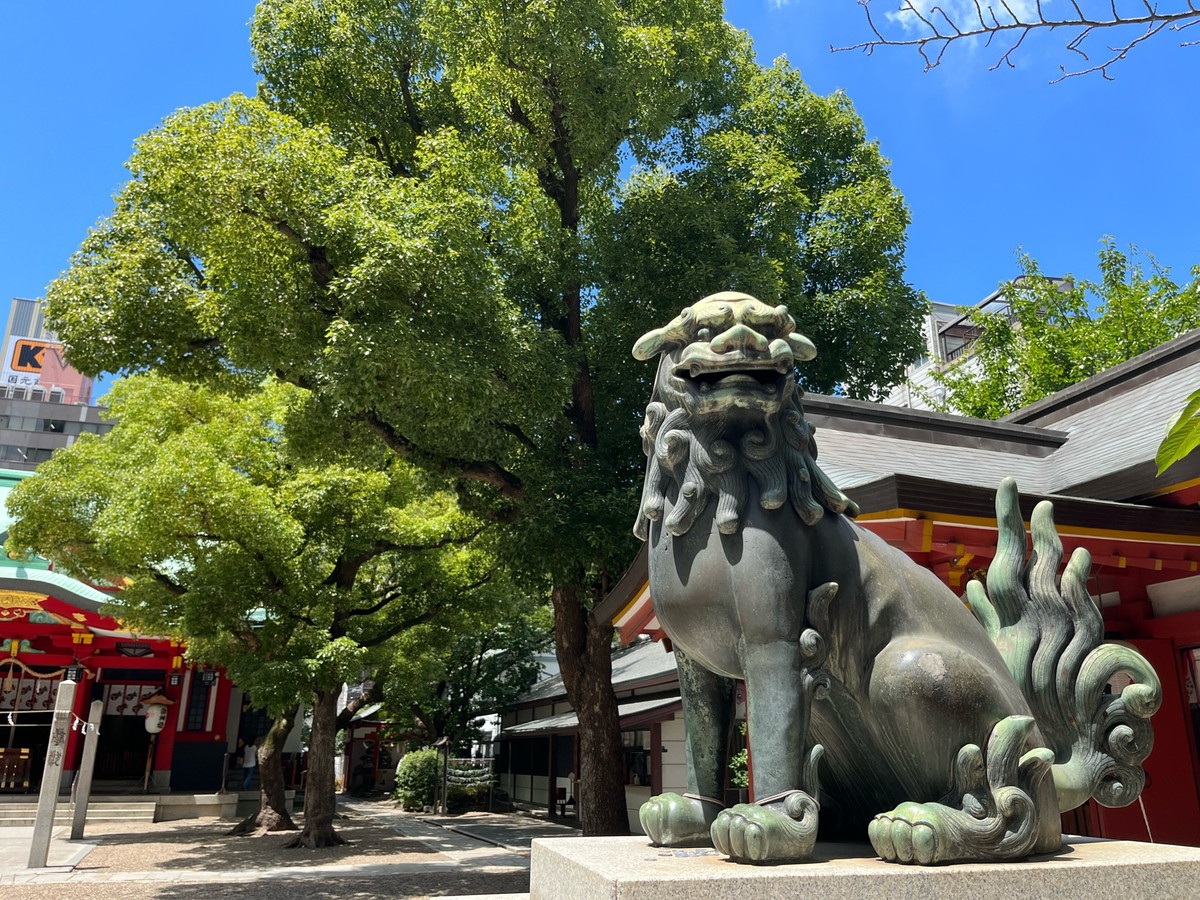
[398,59,425,137]
[239,204,338,290]
[834,0,1200,81]
[352,570,495,648]
[355,607,442,648]
[355,410,524,498]
[336,681,378,729]
[340,586,405,619]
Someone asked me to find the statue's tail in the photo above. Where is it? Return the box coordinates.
[968,478,1161,813]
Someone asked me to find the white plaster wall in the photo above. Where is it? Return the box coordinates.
[283,704,305,753]
[1148,574,1200,617]
[659,716,688,796]
[626,785,652,834]
[531,774,550,806]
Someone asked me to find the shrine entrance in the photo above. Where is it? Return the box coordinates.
[96,713,151,780]
[93,679,163,782]
[0,664,61,792]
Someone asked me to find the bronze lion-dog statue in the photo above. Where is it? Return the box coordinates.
[632,291,1160,865]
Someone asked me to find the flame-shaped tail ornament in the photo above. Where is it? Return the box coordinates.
[968,478,1161,813]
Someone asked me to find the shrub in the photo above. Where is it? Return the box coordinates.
[729,722,749,789]
[394,748,440,810]
[447,781,493,813]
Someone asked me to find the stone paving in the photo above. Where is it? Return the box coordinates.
[0,798,579,896]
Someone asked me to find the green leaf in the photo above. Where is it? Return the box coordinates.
[1157,389,1200,475]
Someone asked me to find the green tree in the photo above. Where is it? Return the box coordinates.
[6,375,501,847]
[383,604,552,753]
[39,0,924,834]
[593,61,923,401]
[930,240,1200,419]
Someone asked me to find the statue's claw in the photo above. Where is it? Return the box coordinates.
[639,792,723,847]
[869,716,1056,865]
[710,790,818,863]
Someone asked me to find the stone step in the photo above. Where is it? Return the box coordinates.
[0,801,157,826]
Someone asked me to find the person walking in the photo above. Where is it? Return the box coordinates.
[242,738,258,790]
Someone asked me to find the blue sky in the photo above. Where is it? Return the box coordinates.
[2,1,1197,388]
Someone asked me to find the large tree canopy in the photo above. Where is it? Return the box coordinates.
[39,0,924,834]
[6,374,508,846]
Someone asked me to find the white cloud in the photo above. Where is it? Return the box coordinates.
[888,1,1043,33]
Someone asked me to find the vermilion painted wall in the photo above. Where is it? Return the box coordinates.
[1093,638,1200,846]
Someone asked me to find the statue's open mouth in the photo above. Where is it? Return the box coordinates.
[685,368,784,393]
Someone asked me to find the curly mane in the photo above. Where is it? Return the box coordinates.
[634,354,858,540]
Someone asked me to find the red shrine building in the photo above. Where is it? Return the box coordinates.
[0,469,244,796]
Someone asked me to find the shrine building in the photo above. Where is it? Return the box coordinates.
[0,469,246,799]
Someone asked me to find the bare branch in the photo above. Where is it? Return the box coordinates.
[834,0,1200,80]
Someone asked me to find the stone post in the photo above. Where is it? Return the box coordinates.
[69,699,104,841]
[28,678,77,868]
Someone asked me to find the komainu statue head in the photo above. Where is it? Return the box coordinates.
[632,291,857,540]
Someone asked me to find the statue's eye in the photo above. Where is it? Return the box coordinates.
[697,328,712,342]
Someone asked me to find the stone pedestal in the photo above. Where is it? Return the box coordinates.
[529,835,1200,900]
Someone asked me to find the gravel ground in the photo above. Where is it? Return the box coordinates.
[8,873,531,899]
[80,815,440,871]
[21,813,531,899]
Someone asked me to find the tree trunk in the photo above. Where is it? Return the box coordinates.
[552,582,628,835]
[285,688,347,848]
[228,705,300,835]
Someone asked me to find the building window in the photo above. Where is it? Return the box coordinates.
[185,676,212,732]
[0,445,53,464]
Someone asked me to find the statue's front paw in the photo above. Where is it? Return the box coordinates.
[868,788,1044,865]
[710,790,819,864]
[639,792,723,847]
[868,803,942,864]
[870,716,1057,865]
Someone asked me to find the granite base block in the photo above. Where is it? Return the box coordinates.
[529,835,1200,900]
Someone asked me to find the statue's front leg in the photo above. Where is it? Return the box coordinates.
[712,589,832,864]
[639,648,734,847]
